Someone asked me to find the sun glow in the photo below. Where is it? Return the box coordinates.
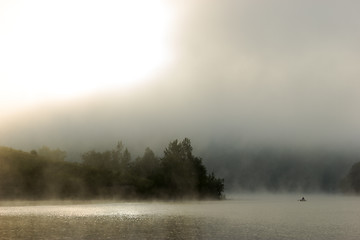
[0,0,175,114]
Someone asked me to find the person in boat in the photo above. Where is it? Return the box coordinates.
[299,197,306,201]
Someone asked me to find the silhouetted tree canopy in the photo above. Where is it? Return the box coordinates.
[0,139,224,200]
[37,146,66,162]
[160,138,224,199]
[341,162,360,193]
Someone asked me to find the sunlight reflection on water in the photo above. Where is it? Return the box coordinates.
[1,195,360,240]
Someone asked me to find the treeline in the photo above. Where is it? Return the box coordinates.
[340,162,360,194]
[202,146,358,193]
[0,139,224,200]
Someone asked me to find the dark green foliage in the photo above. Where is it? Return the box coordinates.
[37,146,67,162]
[0,146,84,199]
[132,147,160,196]
[341,162,360,193]
[0,139,224,200]
[79,139,224,199]
[160,138,224,199]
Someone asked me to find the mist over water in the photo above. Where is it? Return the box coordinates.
[1,195,360,240]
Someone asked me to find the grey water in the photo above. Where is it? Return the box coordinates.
[0,195,359,240]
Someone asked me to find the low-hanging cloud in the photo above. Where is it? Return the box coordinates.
[1,0,360,155]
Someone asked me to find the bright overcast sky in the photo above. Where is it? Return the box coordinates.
[1,0,360,151]
[0,0,176,115]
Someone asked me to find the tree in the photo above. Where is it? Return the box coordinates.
[38,146,66,161]
[121,148,131,169]
[0,139,224,200]
[132,147,160,196]
[341,162,360,193]
[161,138,224,199]
[82,150,112,170]
[134,147,159,177]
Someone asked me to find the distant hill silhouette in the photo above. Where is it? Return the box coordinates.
[341,162,360,194]
[201,145,358,193]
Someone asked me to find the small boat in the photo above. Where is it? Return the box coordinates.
[299,197,306,202]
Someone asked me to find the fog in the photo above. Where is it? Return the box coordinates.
[1,1,360,183]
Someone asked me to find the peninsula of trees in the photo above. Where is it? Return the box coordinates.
[0,138,224,200]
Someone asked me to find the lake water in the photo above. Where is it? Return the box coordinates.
[0,194,359,239]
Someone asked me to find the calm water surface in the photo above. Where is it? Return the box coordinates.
[0,195,359,239]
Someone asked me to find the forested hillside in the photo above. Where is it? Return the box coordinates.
[202,146,358,193]
[340,162,360,193]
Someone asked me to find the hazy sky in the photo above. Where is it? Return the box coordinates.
[1,0,360,154]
